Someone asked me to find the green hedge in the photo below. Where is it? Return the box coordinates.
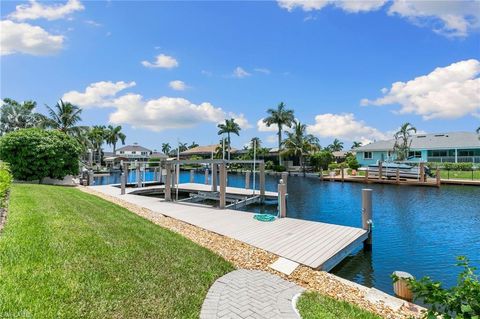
[427,162,476,171]
[0,162,12,205]
[0,129,82,181]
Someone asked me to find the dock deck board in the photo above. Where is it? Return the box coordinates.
[89,184,367,270]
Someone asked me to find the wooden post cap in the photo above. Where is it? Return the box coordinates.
[392,271,414,301]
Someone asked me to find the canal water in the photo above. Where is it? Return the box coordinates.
[94,171,480,294]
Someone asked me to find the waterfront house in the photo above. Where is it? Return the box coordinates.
[355,132,480,166]
[179,144,238,159]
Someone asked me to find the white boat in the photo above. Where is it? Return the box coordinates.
[358,162,431,179]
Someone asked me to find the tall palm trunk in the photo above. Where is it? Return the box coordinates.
[97,147,102,166]
[278,125,282,165]
[227,132,231,161]
[113,142,117,154]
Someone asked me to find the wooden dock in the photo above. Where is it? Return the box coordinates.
[90,184,368,271]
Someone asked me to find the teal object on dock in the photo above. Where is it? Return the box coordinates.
[253,214,276,222]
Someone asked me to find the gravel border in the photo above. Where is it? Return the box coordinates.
[79,186,423,319]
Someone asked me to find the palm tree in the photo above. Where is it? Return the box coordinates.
[283,121,320,170]
[178,142,188,153]
[250,137,262,149]
[45,100,86,136]
[0,98,46,135]
[394,122,417,161]
[329,138,344,152]
[217,118,241,160]
[263,102,295,164]
[189,141,199,149]
[105,125,126,153]
[88,125,107,166]
[215,138,230,159]
[351,141,362,149]
[162,143,171,155]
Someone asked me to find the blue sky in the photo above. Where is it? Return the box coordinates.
[1,0,479,151]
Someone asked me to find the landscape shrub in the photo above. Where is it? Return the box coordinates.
[310,151,334,171]
[0,128,82,181]
[347,156,360,170]
[265,160,275,170]
[273,165,286,172]
[148,157,162,167]
[444,163,474,171]
[393,256,479,319]
[0,162,12,204]
[328,163,338,170]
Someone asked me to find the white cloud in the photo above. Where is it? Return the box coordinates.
[84,20,102,27]
[278,0,480,37]
[254,67,271,74]
[257,118,278,132]
[306,113,389,144]
[62,81,251,131]
[201,70,213,76]
[232,67,251,78]
[388,0,480,37]
[62,81,136,108]
[141,54,178,69]
[0,20,64,56]
[9,0,84,21]
[361,59,480,120]
[278,0,386,13]
[169,80,187,91]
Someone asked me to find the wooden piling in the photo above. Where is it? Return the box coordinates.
[281,172,288,191]
[88,169,94,186]
[278,179,287,218]
[204,169,209,185]
[378,162,383,180]
[396,167,400,184]
[121,162,127,195]
[219,163,226,209]
[392,271,414,301]
[341,167,345,182]
[165,164,172,201]
[190,169,195,183]
[136,162,141,188]
[245,171,250,189]
[362,188,373,251]
[365,169,369,182]
[320,168,323,181]
[436,167,441,186]
[259,162,265,198]
[419,162,425,182]
[211,164,218,192]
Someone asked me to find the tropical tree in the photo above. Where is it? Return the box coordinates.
[263,102,295,165]
[0,98,46,135]
[162,143,171,155]
[217,118,241,160]
[189,141,199,149]
[88,125,107,166]
[105,125,126,153]
[328,138,344,152]
[215,138,231,159]
[178,142,188,153]
[394,122,417,161]
[45,100,86,136]
[250,137,262,149]
[351,141,362,149]
[283,121,320,170]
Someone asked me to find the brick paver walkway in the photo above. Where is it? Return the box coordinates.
[200,269,304,319]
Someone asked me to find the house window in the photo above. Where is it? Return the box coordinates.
[131,151,136,154]
[119,151,124,154]
[408,151,422,158]
[459,150,474,156]
[364,152,372,159]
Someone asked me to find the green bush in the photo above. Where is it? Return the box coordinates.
[0,128,82,181]
[394,256,479,319]
[265,160,275,170]
[433,162,475,171]
[310,151,334,171]
[347,156,360,170]
[273,165,286,172]
[0,162,12,203]
[328,163,338,170]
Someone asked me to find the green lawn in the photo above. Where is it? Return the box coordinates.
[440,170,480,180]
[297,292,381,319]
[0,184,234,319]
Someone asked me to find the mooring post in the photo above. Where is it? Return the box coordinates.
[278,179,287,218]
[320,168,323,181]
[436,167,441,186]
[396,167,400,184]
[378,161,383,180]
[190,169,195,183]
[362,188,373,251]
[365,168,369,182]
[120,162,127,195]
[419,162,425,182]
[392,271,414,301]
[165,163,172,201]
[204,168,209,185]
[259,162,265,198]
[211,163,218,192]
[219,163,226,209]
[136,162,141,188]
[245,171,250,189]
[88,169,94,186]
[341,167,345,182]
[281,172,288,192]
[171,165,176,188]
[159,163,163,183]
